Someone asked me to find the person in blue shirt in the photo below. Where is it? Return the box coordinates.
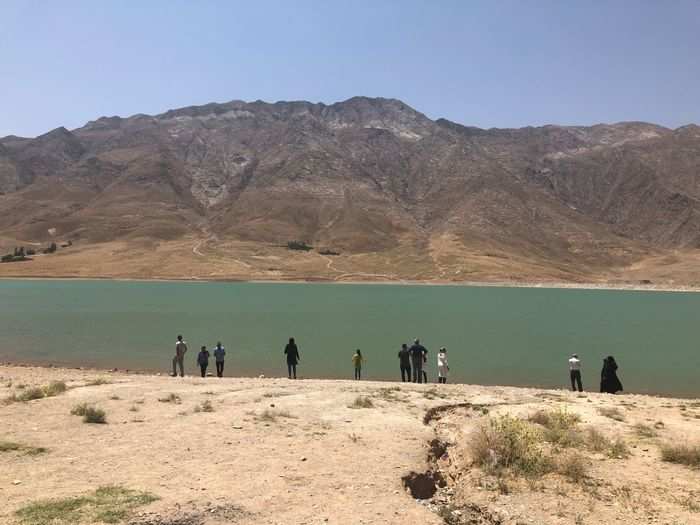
[213,342,226,378]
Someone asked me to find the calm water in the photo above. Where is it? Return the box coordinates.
[0,279,698,397]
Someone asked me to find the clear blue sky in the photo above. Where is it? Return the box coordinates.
[1,0,699,137]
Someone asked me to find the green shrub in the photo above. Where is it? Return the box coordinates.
[18,387,46,401]
[287,240,313,251]
[15,485,157,525]
[529,408,582,447]
[83,407,107,424]
[44,381,67,397]
[470,415,552,476]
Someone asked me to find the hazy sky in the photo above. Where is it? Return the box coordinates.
[1,0,699,137]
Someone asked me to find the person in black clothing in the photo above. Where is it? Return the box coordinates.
[409,339,428,383]
[600,356,623,394]
[398,343,411,382]
[284,337,300,379]
[197,346,210,378]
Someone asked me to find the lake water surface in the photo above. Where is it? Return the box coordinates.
[1,279,698,397]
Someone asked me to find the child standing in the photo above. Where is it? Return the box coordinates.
[437,347,449,384]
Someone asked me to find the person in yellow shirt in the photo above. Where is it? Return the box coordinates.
[352,349,364,380]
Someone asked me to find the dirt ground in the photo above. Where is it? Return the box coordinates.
[3,236,700,290]
[1,365,699,525]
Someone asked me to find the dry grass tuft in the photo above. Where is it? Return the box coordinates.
[70,403,107,424]
[157,393,181,404]
[634,423,658,438]
[661,443,700,468]
[255,408,295,422]
[194,400,214,413]
[348,396,374,409]
[598,407,625,422]
[608,437,630,459]
[0,440,47,456]
[4,381,67,404]
[557,452,589,483]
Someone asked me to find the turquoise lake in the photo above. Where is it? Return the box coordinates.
[0,279,698,397]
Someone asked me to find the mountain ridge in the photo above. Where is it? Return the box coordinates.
[1,96,700,284]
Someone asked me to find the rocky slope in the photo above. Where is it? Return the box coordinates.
[1,97,699,282]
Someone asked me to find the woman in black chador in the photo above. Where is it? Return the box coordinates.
[284,337,300,379]
[600,356,623,394]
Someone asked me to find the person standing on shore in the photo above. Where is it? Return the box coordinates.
[197,346,210,378]
[352,349,364,380]
[600,356,623,394]
[409,339,427,383]
[437,347,449,384]
[172,335,188,377]
[568,353,583,392]
[284,337,300,379]
[398,343,411,382]
[213,342,226,378]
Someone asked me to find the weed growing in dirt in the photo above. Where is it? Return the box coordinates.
[85,378,112,386]
[194,400,214,413]
[608,437,631,459]
[634,423,658,438]
[0,440,47,455]
[598,407,625,422]
[70,403,107,424]
[157,393,181,404]
[4,381,67,404]
[15,485,157,525]
[557,452,589,483]
[255,409,295,422]
[584,427,610,452]
[661,444,700,468]
[349,396,374,409]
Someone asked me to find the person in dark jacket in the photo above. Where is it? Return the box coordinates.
[398,343,411,382]
[284,337,300,379]
[409,339,427,383]
[600,356,623,394]
[197,346,210,378]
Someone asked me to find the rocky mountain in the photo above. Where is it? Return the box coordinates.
[1,96,699,282]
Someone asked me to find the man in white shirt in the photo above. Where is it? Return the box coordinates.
[568,353,582,392]
[172,335,188,377]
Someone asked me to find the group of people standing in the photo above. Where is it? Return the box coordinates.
[171,335,226,378]
[171,335,623,394]
[394,339,450,384]
[568,353,624,394]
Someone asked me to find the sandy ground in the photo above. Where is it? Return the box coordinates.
[1,366,699,525]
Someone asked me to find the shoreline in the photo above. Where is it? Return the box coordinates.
[2,360,697,401]
[1,274,699,293]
